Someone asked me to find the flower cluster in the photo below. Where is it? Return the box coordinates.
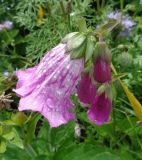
[77,42,112,125]
[107,11,135,30]
[107,11,135,37]
[14,34,112,127]
[0,20,13,31]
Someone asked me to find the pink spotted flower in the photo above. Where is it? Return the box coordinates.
[14,43,83,127]
[14,32,113,127]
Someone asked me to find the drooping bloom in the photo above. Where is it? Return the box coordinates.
[14,43,83,127]
[77,72,96,105]
[93,58,111,83]
[88,93,112,125]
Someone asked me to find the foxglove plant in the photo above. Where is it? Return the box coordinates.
[14,31,113,127]
[77,41,112,125]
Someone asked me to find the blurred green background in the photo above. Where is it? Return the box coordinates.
[0,0,142,159]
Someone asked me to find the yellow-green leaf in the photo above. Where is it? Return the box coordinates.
[111,63,142,121]
[119,80,142,121]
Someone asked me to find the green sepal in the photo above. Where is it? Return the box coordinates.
[66,33,86,52]
[85,36,96,62]
[93,42,111,63]
[69,38,87,59]
[61,32,79,43]
[97,83,113,100]
[24,113,41,145]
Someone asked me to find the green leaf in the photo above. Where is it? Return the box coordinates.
[11,112,27,126]
[51,122,74,147]
[24,113,41,145]
[0,139,7,153]
[111,63,142,122]
[67,33,86,52]
[62,32,79,43]
[94,42,111,63]
[78,18,87,32]
[10,129,24,149]
[96,19,119,36]
[85,36,95,62]
[54,144,120,160]
[0,125,3,135]
[70,38,87,59]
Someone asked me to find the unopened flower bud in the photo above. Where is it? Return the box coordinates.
[88,92,112,125]
[94,58,111,83]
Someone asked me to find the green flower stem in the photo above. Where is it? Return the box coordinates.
[48,127,53,153]
[101,0,105,10]
[96,0,100,12]
[59,0,67,21]
[112,102,116,135]
[120,0,124,13]
[120,0,124,21]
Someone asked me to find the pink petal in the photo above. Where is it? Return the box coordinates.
[94,58,111,83]
[14,43,83,127]
[88,93,112,125]
[77,73,96,105]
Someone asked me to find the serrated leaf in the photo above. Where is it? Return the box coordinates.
[10,129,24,149]
[3,130,15,141]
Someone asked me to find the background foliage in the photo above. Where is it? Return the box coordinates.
[0,0,142,159]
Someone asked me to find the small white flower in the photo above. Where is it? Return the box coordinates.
[74,123,81,137]
[0,20,13,31]
[3,21,13,29]
[3,71,9,77]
